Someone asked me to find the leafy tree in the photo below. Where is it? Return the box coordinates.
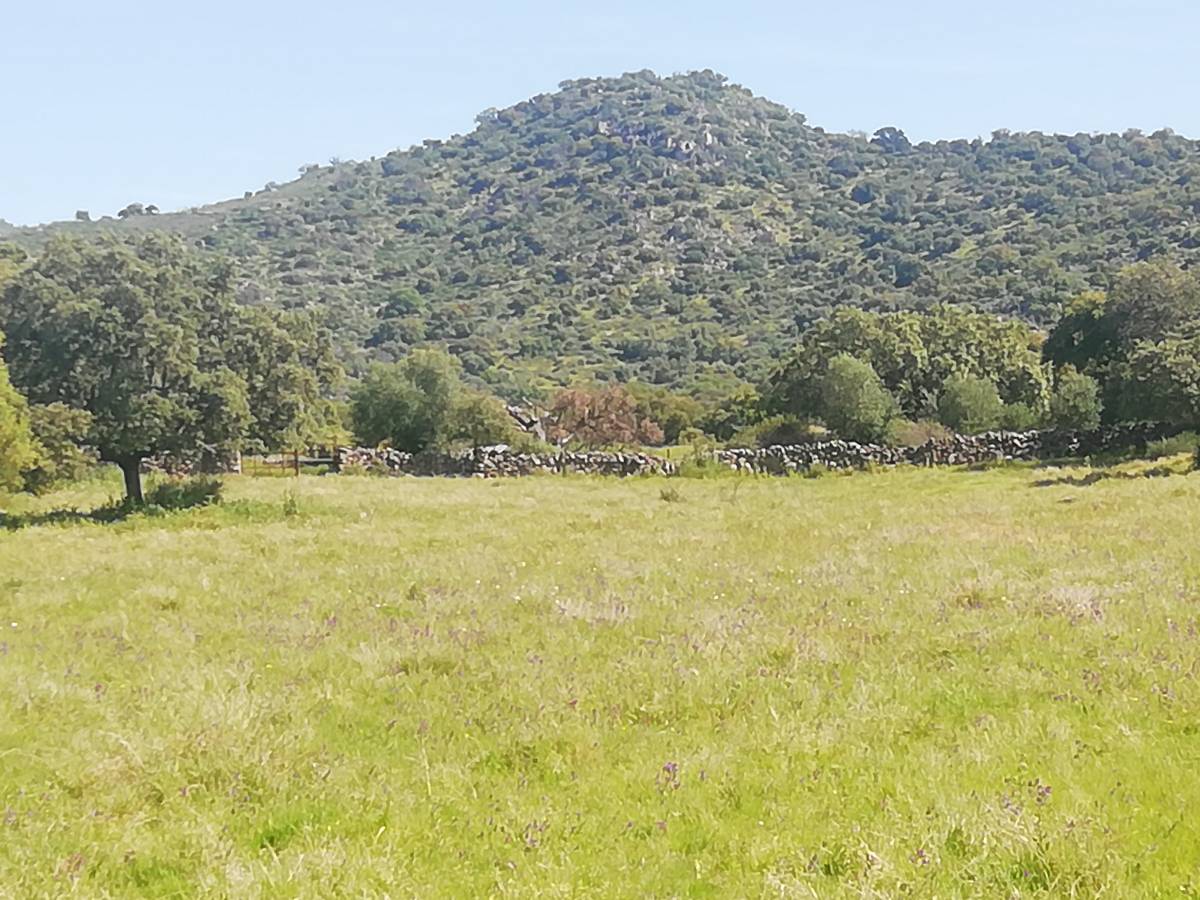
[547,385,664,448]
[350,348,518,451]
[1046,265,1200,376]
[626,382,704,444]
[937,375,1004,434]
[0,244,26,290]
[1043,291,1121,372]
[1110,330,1200,427]
[1106,259,1200,345]
[230,309,344,454]
[449,389,521,449]
[0,235,339,503]
[815,354,898,443]
[20,403,95,494]
[351,351,460,451]
[0,331,38,493]
[694,384,762,441]
[1045,263,1200,426]
[1046,366,1103,431]
[768,306,1049,422]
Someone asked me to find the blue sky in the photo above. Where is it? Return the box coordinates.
[3,0,1196,225]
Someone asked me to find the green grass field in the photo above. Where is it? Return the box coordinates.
[3,460,1200,897]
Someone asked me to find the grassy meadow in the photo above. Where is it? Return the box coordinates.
[3,459,1200,897]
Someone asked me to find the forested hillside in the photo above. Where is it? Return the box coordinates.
[10,70,1200,397]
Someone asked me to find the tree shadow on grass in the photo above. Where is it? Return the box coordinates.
[0,477,223,530]
[1030,463,1181,489]
[1,499,148,530]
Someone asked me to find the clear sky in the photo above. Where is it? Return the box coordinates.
[3,0,1196,225]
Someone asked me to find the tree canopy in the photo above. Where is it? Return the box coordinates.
[0,330,38,493]
[765,306,1050,425]
[1046,262,1200,428]
[813,354,898,443]
[350,348,520,452]
[547,385,664,449]
[937,375,1004,435]
[0,235,340,501]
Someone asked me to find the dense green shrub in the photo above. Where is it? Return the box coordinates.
[351,349,524,451]
[351,350,460,451]
[448,389,523,449]
[20,403,95,494]
[767,306,1051,421]
[627,383,704,445]
[0,331,37,493]
[999,403,1040,432]
[1046,367,1103,431]
[937,375,1004,434]
[815,355,898,443]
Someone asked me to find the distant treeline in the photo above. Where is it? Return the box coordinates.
[1,235,1199,502]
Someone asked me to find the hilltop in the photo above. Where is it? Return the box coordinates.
[9,70,1200,395]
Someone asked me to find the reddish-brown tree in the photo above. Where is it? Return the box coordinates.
[547,386,664,449]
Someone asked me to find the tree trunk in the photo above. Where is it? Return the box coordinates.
[119,457,144,505]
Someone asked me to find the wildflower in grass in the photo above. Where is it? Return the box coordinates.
[657,761,681,793]
[1031,779,1052,805]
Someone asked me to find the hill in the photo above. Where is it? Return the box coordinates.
[9,70,1200,396]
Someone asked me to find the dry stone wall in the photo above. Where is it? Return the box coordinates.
[716,423,1182,474]
[333,423,1182,479]
[335,445,677,477]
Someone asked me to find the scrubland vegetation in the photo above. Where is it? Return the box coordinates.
[13,70,1200,393]
[3,459,1200,896]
